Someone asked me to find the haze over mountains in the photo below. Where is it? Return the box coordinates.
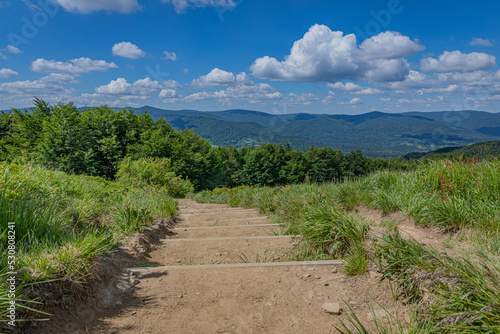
[131,107,500,158]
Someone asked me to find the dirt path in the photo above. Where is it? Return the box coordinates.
[35,200,403,334]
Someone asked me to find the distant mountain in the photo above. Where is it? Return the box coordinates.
[129,106,500,158]
[402,141,500,160]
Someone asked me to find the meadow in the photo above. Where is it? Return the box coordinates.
[191,157,500,333]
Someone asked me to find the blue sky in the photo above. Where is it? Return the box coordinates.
[0,0,499,114]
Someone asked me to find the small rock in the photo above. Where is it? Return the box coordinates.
[324,283,329,286]
[176,259,182,263]
[331,267,338,273]
[277,279,281,283]
[131,311,137,315]
[308,291,315,299]
[214,252,223,256]
[223,252,228,255]
[116,282,135,292]
[132,279,140,285]
[178,294,184,298]
[307,267,316,271]
[314,275,321,279]
[322,302,341,315]
[304,273,311,278]
[284,268,289,272]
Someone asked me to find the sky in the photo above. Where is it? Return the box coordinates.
[0,0,500,114]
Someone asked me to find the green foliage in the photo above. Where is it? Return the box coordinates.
[343,245,369,276]
[0,162,177,323]
[0,100,415,191]
[116,157,194,198]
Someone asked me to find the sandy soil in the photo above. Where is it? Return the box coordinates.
[31,200,411,334]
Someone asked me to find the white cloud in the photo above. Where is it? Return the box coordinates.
[162,79,183,90]
[418,84,459,94]
[0,68,19,78]
[161,0,236,13]
[83,77,181,105]
[163,51,177,61]
[421,51,496,73]
[359,31,424,60]
[380,97,391,102]
[250,25,423,83]
[191,68,235,88]
[0,73,76,108]
[95,77,161,98]
[327,82,382,94]
[381,70,439,90]
[52,0,140,13]
[340,97,361,105]
[437,70,498,87]
[5,45,21,54]
[112,42,146,59]
[470,38,493,47]
[31,57,118,74]
[168,71,282,104]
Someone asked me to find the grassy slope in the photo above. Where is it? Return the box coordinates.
[0,163,177,326]
[190,158,500,333]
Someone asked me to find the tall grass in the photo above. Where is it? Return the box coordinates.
[190,157,500,332]
[0,162,177,327]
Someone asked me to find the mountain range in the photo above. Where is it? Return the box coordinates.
[127,107,500,158]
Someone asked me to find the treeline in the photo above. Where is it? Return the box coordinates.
[0,100,412,190]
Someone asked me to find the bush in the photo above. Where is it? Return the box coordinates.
[116,157,194,198]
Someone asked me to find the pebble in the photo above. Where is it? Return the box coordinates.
[322,302,341,315]
[176,259,182,263]
[308,291,315,299]
[132,279,140,285]
[331,267,338,273]
[214,252,223,256]
[284,268,289,272]
[131,311,137,315]
[307,267,316,271]
[314,275,321,279]
[304,273,311,278]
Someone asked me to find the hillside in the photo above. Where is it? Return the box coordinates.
[402,140,500,159]
[132,107,500,158]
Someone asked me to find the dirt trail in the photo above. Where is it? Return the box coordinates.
[36,200,402,334]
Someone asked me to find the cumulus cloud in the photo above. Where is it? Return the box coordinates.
[250,25,423,83]
[112,42,146,59]
[161,0,237,13]
[381,70,439,90]
[163,51,177,61]
[52,0,140,13]
[31,57,118,74]
[327,82,382,94]
[340,97,361,105]
[0,68,19,78]
[0,73,76,108]
[421,51,496,73]
[5,45,21,54]
[167,71,282,103]
[191,68,236,88]
[470,38,493,47]
[83,78,181,104]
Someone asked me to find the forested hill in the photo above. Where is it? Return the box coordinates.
[131,106,500,158]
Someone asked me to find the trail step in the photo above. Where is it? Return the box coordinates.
[172,223,278,231]
[161,235,294,242]
[128,260,343,271]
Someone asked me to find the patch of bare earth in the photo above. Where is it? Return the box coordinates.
[358,206,471,256]
[31,200,407,334]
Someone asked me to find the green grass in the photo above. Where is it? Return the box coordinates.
[190,157,500,333]
[0,162,177,327]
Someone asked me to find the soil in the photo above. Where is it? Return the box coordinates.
[30,200,415,334]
